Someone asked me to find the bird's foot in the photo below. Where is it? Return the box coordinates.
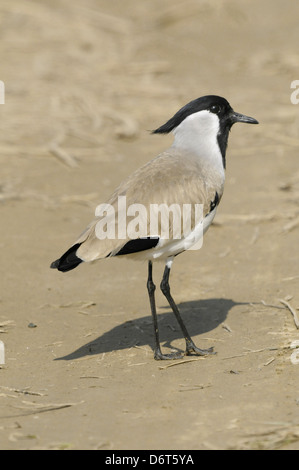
[185,340,215,356]
[154,348,183,360]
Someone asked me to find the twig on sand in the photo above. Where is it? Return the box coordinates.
[222,347,280,360]
[179,383,212,392]
[48,142,78,168]
[250,300,284,309]
[279,299,299,329]
[0,386,46,397]
[281,215,299,233]
[158,357,206,370]
[0,401,84,419]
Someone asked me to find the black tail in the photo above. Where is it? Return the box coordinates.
[50,243,83,272]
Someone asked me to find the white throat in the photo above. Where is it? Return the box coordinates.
[172,110,222,163]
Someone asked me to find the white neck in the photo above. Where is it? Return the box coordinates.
[171,110,224,173]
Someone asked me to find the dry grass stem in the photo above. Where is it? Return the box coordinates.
[158,357,206,369]
[279,299,299,328]
[48,142,79,168]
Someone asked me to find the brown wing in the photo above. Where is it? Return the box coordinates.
[76,149,223,262]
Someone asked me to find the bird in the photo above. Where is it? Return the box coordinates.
[51,95,258,360]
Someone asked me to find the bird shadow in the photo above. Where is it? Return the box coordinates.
[56,298,245,361]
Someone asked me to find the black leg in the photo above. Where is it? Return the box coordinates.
[160,263,214,357]
[147,261,182,360]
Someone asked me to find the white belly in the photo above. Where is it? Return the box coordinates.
[146,206,217,260]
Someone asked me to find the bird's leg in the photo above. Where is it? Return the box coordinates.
[147,261,182,360]
[160,262,214,356]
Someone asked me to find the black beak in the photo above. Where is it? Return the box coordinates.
[231,111,259,125]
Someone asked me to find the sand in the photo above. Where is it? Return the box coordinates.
[0,0,299,450]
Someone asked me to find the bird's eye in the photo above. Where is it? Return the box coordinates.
[210,104,221,114]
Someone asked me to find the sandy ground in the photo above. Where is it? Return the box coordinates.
[0,0,299,450]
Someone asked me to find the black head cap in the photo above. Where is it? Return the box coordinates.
[152,96,233,135]
[152,95,258,134]
[152,95,258,168]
